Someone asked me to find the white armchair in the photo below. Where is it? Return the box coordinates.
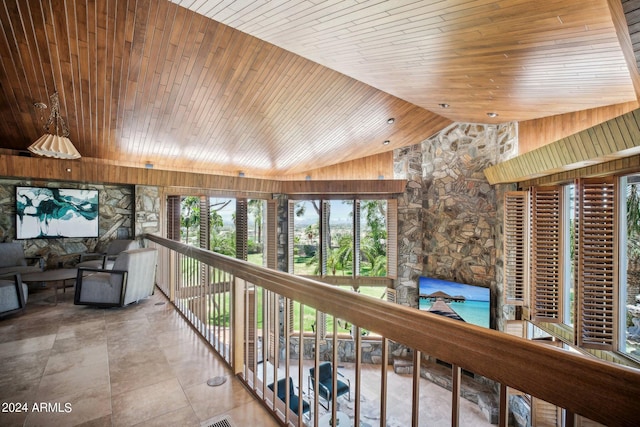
[74,248,157,307]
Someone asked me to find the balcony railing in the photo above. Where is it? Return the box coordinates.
[145,234,640,426]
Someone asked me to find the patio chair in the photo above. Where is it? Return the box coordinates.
[0,242,43,275]
[76,239,139,270]
[308,361,351,410]
[74,248,157,307]
[268,377,310,416]
[0,273,28,318]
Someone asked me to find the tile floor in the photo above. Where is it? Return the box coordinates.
[0,284,495,427]
[0,285,279,427]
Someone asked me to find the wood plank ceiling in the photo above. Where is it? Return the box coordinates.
[0,0,636,178]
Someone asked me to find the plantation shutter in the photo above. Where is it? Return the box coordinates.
[288,201,295,273]
[386,287,397,304]
[167,195,181,240]
[321,201,330,276]
[199,196,210,292]
[266,199,278,270]
[354,201,361,277]
[503,191,529,305]
[267,291,277,363]
[575,177,617,350]
[199,196,209,250]
[317,311,327,339]
[387,198,398,279]
[531,186,563,322]
[246,288,256,371]
[575,416,606,427]
[287,298,294,334]
[236,198,248,261]
[505,320,526,338]
[531,397,562,427]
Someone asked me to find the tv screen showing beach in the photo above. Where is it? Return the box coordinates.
[419,276,490,328]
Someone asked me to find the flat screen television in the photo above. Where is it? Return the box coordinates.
[419,276,490,328]
[16,186,99,239]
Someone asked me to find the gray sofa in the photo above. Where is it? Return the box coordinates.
[74,248,157,307]
[0,242,42,276]
[0,273,28,317]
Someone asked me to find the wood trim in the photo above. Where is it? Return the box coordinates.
[280,179,407,196]
[0,154,405,196]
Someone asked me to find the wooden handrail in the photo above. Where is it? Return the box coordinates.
[145,234,640,426]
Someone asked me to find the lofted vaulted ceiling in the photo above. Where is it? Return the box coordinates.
[0,0,638,178]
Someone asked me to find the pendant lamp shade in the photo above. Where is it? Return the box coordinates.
[28,92,80,159]
[28,133,81,159]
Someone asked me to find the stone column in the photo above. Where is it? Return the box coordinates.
[394,122,517,330]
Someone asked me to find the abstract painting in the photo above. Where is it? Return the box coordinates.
[16,187,99,238]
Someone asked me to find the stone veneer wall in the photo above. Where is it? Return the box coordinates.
[394,122,517,330]
[0,178,137,268]
[135,185,160,236]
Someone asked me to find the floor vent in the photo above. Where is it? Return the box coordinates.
[204,416,235,427]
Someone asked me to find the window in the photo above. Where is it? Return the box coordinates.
[290,198,396,280]
[247,199,266,266]
[291,200,320,275]
[562,184,575,326]
[209,197,235,256]
[359,200,388,277]
[180,196,201,245]
[620,174,640,359]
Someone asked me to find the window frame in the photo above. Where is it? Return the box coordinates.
[288,197,397,285]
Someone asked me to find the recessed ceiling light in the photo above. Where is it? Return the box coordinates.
[486,112,498,118]
[387,118,395,124]
[439,103,450,108]
[383,140,390,145]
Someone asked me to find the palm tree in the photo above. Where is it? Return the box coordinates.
[180,196,200,245]
[359,200,387,276]
[209,198,233,254]
[248,199,264,243]
[627,183,640,261]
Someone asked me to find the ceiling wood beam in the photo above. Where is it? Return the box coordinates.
[0,154,406,197]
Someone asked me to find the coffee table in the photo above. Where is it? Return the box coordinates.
[22,268,78,304]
